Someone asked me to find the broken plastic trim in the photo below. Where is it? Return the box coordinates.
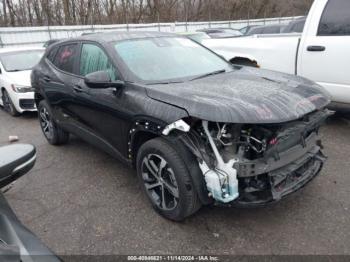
[199,121,239,203]
[162,119,190,136]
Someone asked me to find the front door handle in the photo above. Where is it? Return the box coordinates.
[307,45,326,52]
[42,75,51,82]
[73,85,84,93]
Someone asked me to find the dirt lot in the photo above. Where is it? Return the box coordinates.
[0,109,349,255]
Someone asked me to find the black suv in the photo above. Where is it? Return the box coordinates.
[32,32,331,221]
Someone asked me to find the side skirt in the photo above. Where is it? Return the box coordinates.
[60,122,132,167]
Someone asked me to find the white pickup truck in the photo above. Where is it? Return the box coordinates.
[203,0,350,110]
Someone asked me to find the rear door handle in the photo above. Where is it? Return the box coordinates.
[307,45,326,52]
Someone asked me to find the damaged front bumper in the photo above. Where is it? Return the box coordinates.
[167,109,331,207]
[190,110,330,206]
[232,145,326,207]
[229,111,331,207]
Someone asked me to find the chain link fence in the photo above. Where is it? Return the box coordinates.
[0,16,299,48]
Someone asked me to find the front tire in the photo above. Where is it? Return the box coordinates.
[38,100,69,145]
[137,138,201,221]
[2,89,20,117]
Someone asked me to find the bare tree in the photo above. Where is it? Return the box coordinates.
[0,0,314,27]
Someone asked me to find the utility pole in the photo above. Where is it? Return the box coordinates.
[125,5,129,31]
[90,3,94,32]
[248,0,251,26]
[46,9,51,40]
[185,0,188,32]
[209,0,212,28]
[157,11,160,31]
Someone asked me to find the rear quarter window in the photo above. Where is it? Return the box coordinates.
[318,0,350,36]
[47,46,58,62]
[52,44,79,74]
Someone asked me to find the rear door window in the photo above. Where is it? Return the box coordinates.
[79,43,118,81]
[318,0,350,36]
[52,44,79,74]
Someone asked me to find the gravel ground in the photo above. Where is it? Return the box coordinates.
[0,108,349,256]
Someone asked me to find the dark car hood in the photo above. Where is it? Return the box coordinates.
[145,67,331,124]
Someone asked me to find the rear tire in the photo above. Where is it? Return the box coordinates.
[137,138,201,221]
[2,89,20,117]
[38,100,69,145]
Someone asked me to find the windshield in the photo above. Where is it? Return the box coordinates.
[0,50,44,72]
[114,37,232,83]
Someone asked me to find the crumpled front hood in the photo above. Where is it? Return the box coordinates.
[145,67,331,124]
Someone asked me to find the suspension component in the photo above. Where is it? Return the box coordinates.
[199,121,239,203]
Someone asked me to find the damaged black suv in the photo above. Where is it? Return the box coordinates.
[31,32,331,221]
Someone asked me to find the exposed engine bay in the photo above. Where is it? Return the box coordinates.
[176,109,332,205]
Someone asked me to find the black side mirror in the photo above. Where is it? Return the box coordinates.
[84,71,124,89]
[0,144,36,188]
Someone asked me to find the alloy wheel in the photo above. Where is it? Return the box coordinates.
[39,107,54,140]
[141,154,179,211]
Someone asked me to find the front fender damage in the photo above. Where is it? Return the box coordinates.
[163,119,240,204]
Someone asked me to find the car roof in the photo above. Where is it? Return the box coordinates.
[177,32,205,36]
[0,46,44,54]
[247,24,286,34]
[58,31,177,45]
[45,39,60,43]
[200,27,238,30]
[252,24,284,30]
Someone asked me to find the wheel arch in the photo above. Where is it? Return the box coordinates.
[129,118,212,205]
[128,118,166,168]
[164,135,212,205]
[1,86,8,95]
[131,130,159,167]
[0,87,5,103]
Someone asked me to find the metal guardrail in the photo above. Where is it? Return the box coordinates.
[0,16,299,48]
